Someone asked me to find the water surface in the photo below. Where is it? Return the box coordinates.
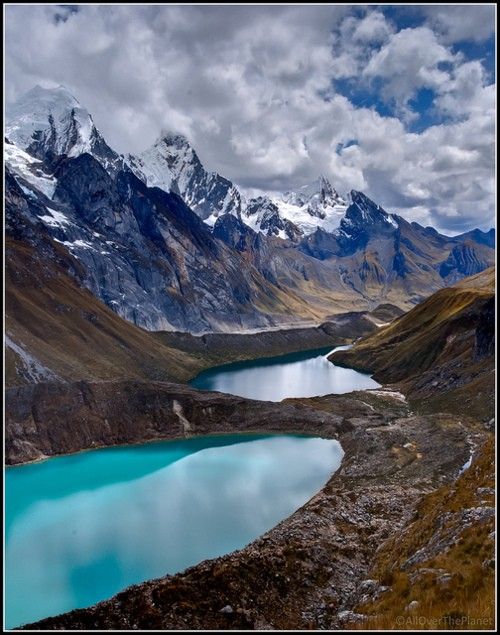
[5,434,343,628]
[190,345,380,401]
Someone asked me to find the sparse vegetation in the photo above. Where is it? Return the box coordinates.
[350,437,495,631]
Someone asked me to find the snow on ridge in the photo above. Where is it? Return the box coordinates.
[273,198,347,235]
[240,176,349,238]
[38,207,71,228]
[387,214,399,228]
[7,86,402,242]
[54,238,96,251]
[5,142,58,198]
[125,144,174,192]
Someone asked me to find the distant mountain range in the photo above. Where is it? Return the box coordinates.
[5,85,495,334]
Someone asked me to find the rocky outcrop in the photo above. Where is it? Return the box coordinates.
[474,296,495,359]
[5,380,346,465]
[439,242,491,283]
[349,436,495,629]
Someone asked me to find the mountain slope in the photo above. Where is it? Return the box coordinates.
[299,191,495,306]
[5,202,205,386]
[7,159,336,334]
[329,267,495,419]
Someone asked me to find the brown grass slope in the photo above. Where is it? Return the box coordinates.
[5,236,204,386]
[330,268,495,419]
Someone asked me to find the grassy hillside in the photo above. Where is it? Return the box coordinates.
[330,268,495,419]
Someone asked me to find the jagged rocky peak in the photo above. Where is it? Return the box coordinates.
[159,130,191,149]
[342,190,398,229]
[125,130,197,193]
[267,175,347,236]
[244,196,302,241]
[127,129,242,223]
[282,174,344,212]
[152,130,198,169]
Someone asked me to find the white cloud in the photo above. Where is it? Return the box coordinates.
[353,10,394,43]
[4,5,495,233]
[363,27,456,116]
[422,5,496,44]
[436,61,495,118]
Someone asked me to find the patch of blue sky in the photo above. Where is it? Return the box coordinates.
[452,36,496,80]
[331,78,394,118]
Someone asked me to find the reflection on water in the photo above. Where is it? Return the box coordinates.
[190,345,380,401]
[5,434,343,628]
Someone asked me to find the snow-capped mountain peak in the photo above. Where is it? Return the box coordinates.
[6,85,94,156]
[6,86,399,243]
[281,174,344,211]
[244,196,302,241]
[260,175,346,236]
[6,85,120,172]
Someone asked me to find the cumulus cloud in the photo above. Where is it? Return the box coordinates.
[363,26,456,118]
[5,4,495,233]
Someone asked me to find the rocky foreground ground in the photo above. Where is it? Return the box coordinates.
[8,382,493,630]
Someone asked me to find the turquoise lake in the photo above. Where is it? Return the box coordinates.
[190,345,380,401]
[5,434,343,628]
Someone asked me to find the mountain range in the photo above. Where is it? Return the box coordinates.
[5,85,495,335]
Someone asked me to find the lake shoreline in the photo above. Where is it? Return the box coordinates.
[20,387,485,630]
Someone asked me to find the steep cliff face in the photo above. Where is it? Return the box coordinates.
[7,156,331,334]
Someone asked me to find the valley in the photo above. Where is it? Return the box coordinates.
[5,267,495,630]
[4,81,496,632]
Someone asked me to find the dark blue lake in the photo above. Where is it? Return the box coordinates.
[190,345,380,401]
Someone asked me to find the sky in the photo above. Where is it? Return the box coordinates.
[5,4,496,234]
